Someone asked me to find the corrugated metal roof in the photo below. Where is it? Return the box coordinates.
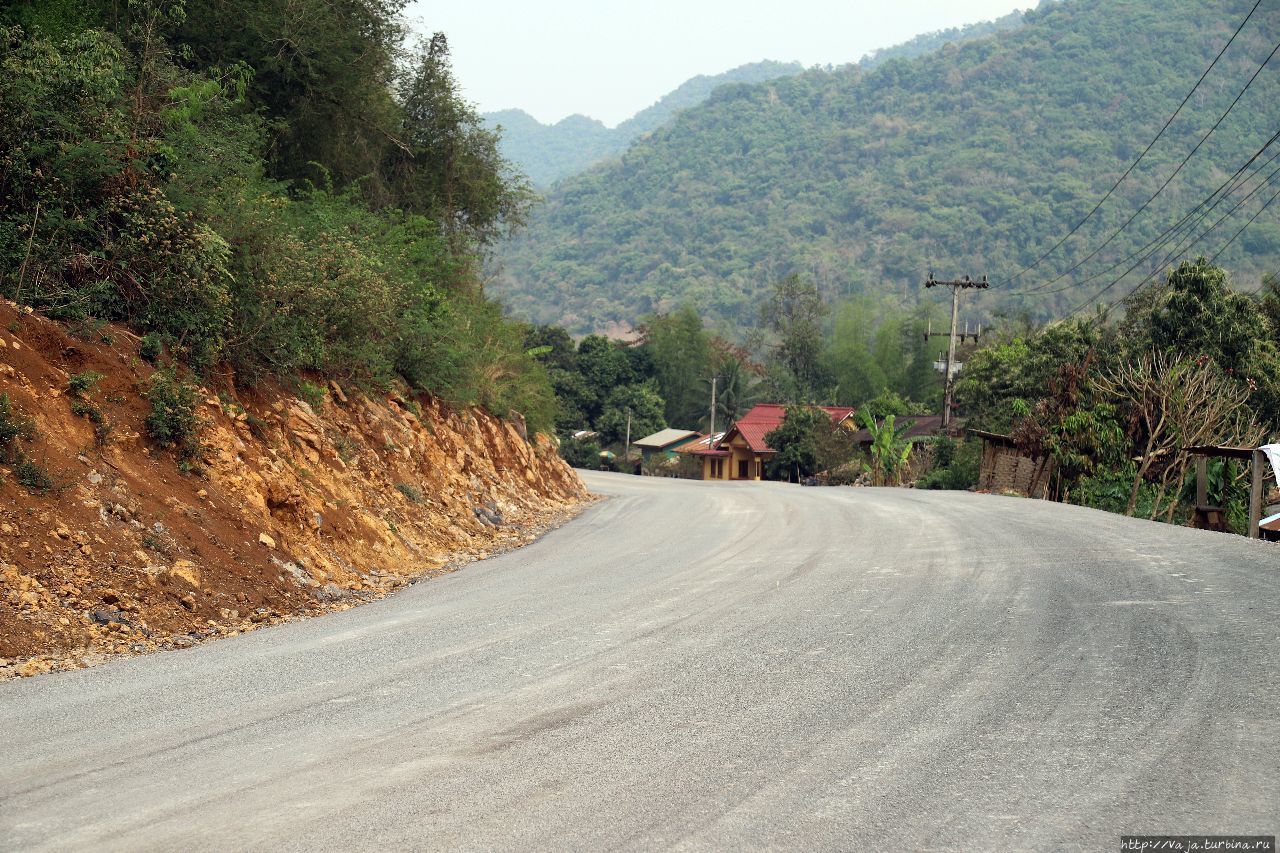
[723,404,856,453]
[633,428,700,449]
[676,433,720,453]
[1183,445,1259,460]
[852,415,954,444]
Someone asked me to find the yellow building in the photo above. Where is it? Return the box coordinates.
[695,404,855,481]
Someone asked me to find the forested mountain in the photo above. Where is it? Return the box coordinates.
[482,61,804,187]
[493,0,1280,337]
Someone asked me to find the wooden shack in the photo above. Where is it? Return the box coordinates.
[970,429,1053,499]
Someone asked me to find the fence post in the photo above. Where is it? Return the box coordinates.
[1249,449,1264,540]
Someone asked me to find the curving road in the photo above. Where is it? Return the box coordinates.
[2,471,1278,851]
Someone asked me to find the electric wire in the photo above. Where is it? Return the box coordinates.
[1211,179,1280,262]
[1067,161,1280,315]
[1000,0,1264,289]
[1028,128,1280,297]
[1016,35,1280,295]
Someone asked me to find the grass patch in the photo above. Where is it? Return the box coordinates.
[394,482,423,503]
[333,433,358,463]
[0,394,35,452]
[66,371,112,445]
[0,395,50,493]
[245,413,270,441]
[66,370,103,397]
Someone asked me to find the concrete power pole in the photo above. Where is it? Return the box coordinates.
[624,408,632,471]
[924,274,988,430]
[708,376,717,444]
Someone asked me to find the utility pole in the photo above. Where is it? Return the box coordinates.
[624,408,632,471]
[924,273,988,430]
[708,376,717,445]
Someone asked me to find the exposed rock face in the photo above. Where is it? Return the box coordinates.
[0,302,587,677]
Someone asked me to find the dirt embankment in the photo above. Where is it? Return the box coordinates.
[0,302,587,678]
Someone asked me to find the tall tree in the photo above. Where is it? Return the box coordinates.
[596,383,666,446]
[574,335,636,425]
[644,305,711,427]
[825,298,886,405]
[174,0,406,194]
[759,273,830,402]
[708,353,762,430]
[905,317,941,406]
[1122,257,1280,428]
[763,405,830,482]
[390,33,533,256]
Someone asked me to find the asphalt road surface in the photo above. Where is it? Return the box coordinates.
[2,471,1278,851]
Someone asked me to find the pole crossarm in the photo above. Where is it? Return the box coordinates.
[925,274,990,290]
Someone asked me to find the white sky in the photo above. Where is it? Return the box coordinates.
[403,1,1032,127]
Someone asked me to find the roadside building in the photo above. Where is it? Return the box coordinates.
[632,428,703,463]
[970,429,1053,499]
[850,414,959,449]
[674,432,724,456]
[694,404,855,481]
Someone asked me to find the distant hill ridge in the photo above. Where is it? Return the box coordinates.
[493,0,1280,335]
[485,10,1033,188]
[483,61,805,187]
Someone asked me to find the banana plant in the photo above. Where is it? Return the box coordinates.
[859,410,916,486]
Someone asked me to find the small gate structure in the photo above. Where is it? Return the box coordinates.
[1183,445,1272,540]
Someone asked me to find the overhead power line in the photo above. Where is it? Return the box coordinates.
[1001,0,1264,290]
[1032,128,1280,298]
[1210,180,1280,262]
[1022,35,1280,295]
[1068,155,1280,316]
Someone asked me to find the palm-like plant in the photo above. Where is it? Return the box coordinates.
[859,410,915,486]
[712,356,763,429]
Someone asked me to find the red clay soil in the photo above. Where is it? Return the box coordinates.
[0,301,588,678]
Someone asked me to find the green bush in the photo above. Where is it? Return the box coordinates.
[13,454,52,494]
[560,436,602,469]
[66,371,103,397]
[144,367,203,462]
[70,398,111,446]
[139,334,164,365]
[0,394,34,455]
[917,436,980,490]
[297,381,327,410]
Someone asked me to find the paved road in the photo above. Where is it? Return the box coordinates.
[2,472,1277,851]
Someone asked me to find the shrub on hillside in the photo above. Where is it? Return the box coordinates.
[143,367,203,462]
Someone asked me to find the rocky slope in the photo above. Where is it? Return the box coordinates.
[0,301,587,678]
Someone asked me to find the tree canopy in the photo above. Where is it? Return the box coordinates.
[0,0,551,428]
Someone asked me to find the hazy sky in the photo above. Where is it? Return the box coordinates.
[403,1,1031,127]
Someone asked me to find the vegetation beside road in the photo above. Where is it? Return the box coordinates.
[1,0,553,430]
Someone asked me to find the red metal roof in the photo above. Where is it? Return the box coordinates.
[720,404,855,454]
